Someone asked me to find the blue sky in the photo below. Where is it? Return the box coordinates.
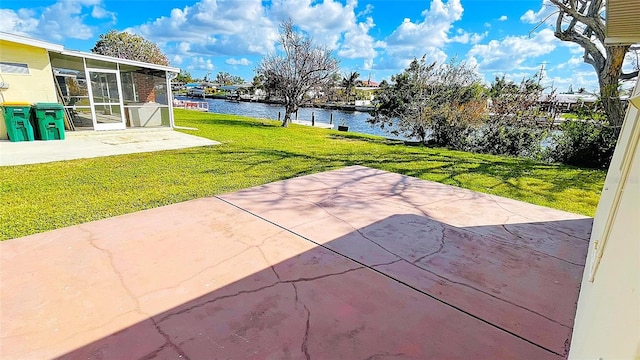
[1,0,637,92]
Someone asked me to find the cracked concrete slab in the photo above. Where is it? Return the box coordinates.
[0,166,590,359]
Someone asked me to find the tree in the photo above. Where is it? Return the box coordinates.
[214,72,243,85]
[251,74,265,93]
[231,75,244,84]
[341,71,360,103]
[91,30,169,66]
[320,72,342,102]
[478,75,552,157]
[265,71,282,100]
[257,19,339,127]
[369,56,484,144]
[488,75,547,125]
[549,0,638,127]
[215,72,231,85]
[175,69,193,83]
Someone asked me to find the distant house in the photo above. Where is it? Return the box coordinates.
[186,86,206,98]
[360,80,379,87]
[354,85,381,104]
[0,32,180,139]
[538,92,599,112]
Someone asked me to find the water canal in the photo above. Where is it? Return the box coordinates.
[175,96,558,148]
[175,96,405,139]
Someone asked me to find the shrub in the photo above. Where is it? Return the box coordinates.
[471,123,545,158]
[429,114,474,150]
[547,120,618,168]
[370,56,485,144]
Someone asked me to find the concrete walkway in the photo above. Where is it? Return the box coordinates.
[0,128,219,166]
[0,166,591,359]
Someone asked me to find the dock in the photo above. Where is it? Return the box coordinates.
[291,119,334,129]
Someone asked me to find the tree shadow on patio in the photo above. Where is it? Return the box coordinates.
[51,169,591,359]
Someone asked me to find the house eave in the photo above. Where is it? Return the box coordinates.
[60,49,180,73]
[0,31,64,52]
[605,0,640,45]
[1,31,179,73]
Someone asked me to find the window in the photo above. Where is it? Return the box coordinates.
[0,62,30,75]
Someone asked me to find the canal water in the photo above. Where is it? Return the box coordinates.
[175,96,404,139]
[176,96,558,149]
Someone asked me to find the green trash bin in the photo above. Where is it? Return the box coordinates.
[32,103,65,140]
[2,102,35,142]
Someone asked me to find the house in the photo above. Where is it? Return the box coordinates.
[567,0,640,358]
[0,32,180,139]
[360,80,379,87]
[537,92,599,112]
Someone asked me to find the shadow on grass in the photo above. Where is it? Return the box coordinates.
[200,146,601,196]
[327,133,405,145]
[182,117,282,129]
[173,116,604,215]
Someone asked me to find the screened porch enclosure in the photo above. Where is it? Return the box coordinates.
[49,52,175,131]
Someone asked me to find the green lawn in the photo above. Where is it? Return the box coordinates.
[0,109,606,240]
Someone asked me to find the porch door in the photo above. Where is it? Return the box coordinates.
[87,68,126,130]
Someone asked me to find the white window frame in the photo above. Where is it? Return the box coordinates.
[0,62,30,75]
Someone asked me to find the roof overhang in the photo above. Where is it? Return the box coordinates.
[0,31,64,52]
[60,49,180,73]
[605,0,640,45]
[0,31,179,73]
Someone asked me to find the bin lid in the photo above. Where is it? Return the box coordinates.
[33,102,64,109]
[2,102,31,106]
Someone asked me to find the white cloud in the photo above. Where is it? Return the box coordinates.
[556,57,585,70]
[134,0,382,71]
[567,42,585,55]
[568,57,583,66]
[338,16,384,70]
[225,58,251,66]
[543,71,598,93]
[498,15,508,21]
[188,57,215,71]
[0,0,114,41]
[357,4,374,17]
[486,71,532,84]
[520,0,554,24]
[450,30,487,45]
[41,0,107,40]
[270,0,358,49]
[380,0,464,69]
[468,28,558,72]
[171,55,184,66]
[623,49,640,73]
[131,0,277,57]
[176,42,191,54]
[0,9,38,35]
[268,0,382,70]
[91,5,115,22]
[470,32,487,44]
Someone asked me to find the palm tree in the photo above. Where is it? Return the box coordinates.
[341,71,360,104]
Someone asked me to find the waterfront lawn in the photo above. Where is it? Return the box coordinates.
[0,109,605,240]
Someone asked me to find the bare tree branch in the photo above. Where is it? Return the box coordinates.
[621,71,640,81]
[258,19,339,127]
[547,0,635,127]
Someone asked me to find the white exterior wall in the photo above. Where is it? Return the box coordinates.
[568,78,640,359]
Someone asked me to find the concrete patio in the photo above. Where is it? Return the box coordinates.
[0,128,219,166]
[0,166,591,359]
